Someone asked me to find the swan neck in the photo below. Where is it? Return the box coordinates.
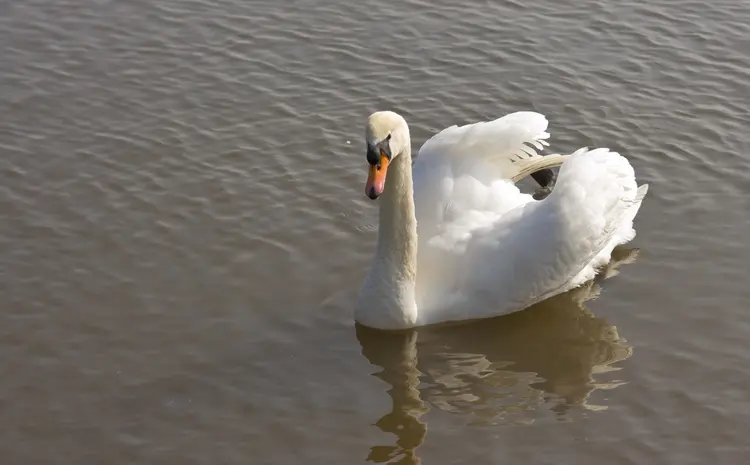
[356,143,419,330]
[376,146,417,273]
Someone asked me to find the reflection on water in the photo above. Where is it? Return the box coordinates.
[356,248,638,464]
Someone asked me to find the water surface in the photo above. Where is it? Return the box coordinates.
[1,0,749,463]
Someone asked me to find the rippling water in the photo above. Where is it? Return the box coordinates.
[1,0,749,463]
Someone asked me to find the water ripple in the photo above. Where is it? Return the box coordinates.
[1,0,749,463]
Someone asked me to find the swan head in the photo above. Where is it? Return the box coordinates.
[364,111,409,199]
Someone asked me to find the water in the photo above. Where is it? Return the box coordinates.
[1,0,749,463]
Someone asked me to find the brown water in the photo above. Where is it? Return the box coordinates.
[2,0,749,463]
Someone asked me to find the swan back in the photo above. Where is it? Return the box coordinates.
[418,148,648,325]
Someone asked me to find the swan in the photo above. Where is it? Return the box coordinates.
[354,110,649,330]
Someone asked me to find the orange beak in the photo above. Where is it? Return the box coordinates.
[365,153,389,199]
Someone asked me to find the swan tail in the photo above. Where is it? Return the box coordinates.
[552,148,649,288]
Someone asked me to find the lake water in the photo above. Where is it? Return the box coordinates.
[1,0,749,463]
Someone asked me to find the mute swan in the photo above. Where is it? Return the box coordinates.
[355,110,648,330]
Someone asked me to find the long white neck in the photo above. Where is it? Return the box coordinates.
[356,144,419,329]
[376,148,417,278]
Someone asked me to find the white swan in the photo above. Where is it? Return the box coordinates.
[355,110,648,330]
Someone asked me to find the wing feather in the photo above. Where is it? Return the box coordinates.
[412,112,557,238]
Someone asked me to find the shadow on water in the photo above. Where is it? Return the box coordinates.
[356,247,639,464]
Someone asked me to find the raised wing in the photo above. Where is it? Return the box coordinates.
[411,111,556,238]
[415,111,551,177]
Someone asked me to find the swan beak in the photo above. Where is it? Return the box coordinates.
[366,155,389,199]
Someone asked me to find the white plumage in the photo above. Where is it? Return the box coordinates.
[356,111,648,330]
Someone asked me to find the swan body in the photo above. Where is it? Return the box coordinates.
[356,111,648,330]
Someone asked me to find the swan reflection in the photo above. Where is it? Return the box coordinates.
[357,248,638,464]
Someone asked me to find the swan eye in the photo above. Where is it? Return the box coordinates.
[366,138,392,165]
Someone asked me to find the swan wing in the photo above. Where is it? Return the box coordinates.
[414,111,551,179]
[418,147,648,325]
[412,111,555,237]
